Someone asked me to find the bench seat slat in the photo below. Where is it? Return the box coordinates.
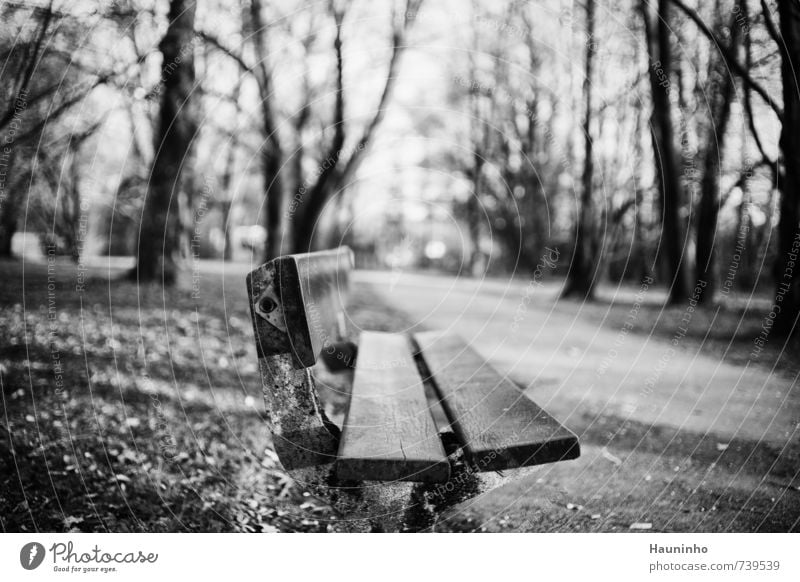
[414,331,580,472]
[336,332,450,483]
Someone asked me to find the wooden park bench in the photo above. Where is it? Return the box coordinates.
[246,246,579,531]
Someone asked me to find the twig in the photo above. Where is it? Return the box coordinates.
[670,0,783,121]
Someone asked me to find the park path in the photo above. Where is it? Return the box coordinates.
[355,270,799,449]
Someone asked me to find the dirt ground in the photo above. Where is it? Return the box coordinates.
[1,258,798,532]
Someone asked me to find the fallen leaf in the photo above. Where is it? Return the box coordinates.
[600,447,622,465]
[64,516,84,526]
[629,522,652,530]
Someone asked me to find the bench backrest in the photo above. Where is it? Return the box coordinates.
[247,246,354,368]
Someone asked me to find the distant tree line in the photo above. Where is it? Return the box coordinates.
[0,0,797,338]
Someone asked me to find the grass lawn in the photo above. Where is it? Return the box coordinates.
[0,257,401,532]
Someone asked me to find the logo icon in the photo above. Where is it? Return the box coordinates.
[20,542,46,570]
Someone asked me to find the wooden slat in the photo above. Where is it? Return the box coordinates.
[336,332,450,483]
[413,331,580,471]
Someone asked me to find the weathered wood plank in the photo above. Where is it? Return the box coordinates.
[337,332,450,483]
[413,331,580,471]
[276,246,353,368]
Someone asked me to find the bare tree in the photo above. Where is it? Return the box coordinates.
[247,0,285,260]
[775,0,800,336]
[289,0,424,254]
[201,0,423,259]
[0,2,105,257]
[670,0,798,334]
[218,81,243,261]
[641,0,688,304]
[563,0,598,299]
[133,0,198,283]
[693,3,740,304]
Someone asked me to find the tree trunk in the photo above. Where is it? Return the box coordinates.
[290,7,346,254]
[249,0,285,261]
[66,142,82,263]
[0,194,17,257]
[693,88,733,304]
[694,10,738,304]
[775,0,800,337]
[563,0,597,299]
[219,146,237,262]
[0,143,19,257]
[641,0,687,304]
[219,82,241,261]
[133,0,197,284]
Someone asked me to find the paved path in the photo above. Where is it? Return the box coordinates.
[355,270,799,448]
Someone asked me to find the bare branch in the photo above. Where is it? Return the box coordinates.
[303,0,347,211]
[760,0,782,46]
[338,0,424,185]
[670,0,783,120]
[744,0,776,166]
[196,30,252,73]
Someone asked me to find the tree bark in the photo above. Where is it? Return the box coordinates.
[563,0,597,299]
[641,0,687,304]
[290,5,346,254]
[0,168,18,256]
[694,78,734,303]
[694,8,739,304]
[133,0,197,284]
[249,0,285,261]
[219,82,241,261]
[775,0,800,337]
